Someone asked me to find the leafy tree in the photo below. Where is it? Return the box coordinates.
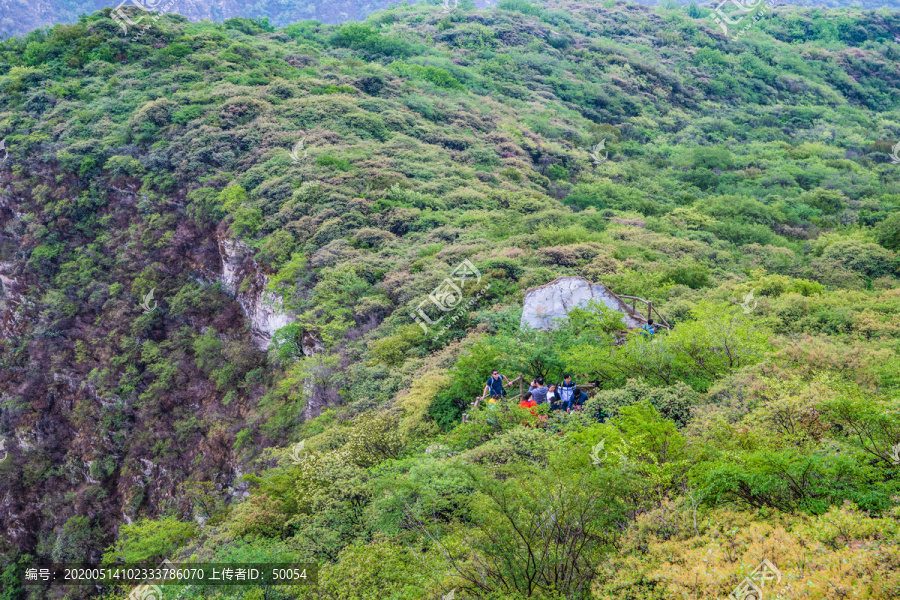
[665,302,771,389]
[51,516,103,563]
[102,518,197,564]
[345,411,404,467]
[418,462,625,599]
[874,213,900,251]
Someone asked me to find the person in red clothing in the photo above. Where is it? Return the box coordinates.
[519,392,537,410]
[519,392,540,426]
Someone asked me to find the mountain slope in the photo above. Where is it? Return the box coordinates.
[0,0,494,39]
[1,1,900,598]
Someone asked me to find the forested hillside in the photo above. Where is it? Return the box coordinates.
[1,0,900,598]
[0,0,491,39]
[4,0,899,40]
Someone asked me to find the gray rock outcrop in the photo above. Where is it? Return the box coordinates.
[520,276,644,331]
[218,237,294,350]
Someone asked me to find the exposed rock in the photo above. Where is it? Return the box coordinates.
[520,276,644,330]
[0,260,33,339]
[301,330,324,356]
[218,237,294,351]
[226,466,250,500]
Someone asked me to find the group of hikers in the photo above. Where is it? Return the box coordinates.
[481,369,589,414]
[476,319,660,419]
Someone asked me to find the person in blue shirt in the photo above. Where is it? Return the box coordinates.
[641,319,656,338]
[558,373,577,413]
[573,388,588,411]
[482,369,510,400]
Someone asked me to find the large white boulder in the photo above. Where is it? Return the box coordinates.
[520,276,644,330]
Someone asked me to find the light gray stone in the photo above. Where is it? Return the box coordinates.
[520,276,644,330]
[218,237,294,350]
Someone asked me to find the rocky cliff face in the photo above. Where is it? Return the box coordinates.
[0,178,266,557]
[0,193,33,340]
[520,276,645,331]
[218,237,294,351]
[0,261,30,340]
[217,236,325,356]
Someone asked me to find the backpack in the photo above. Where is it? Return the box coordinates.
[557,380,577,404]
[641,324,656,337]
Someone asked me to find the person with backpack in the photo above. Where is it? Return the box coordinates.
[558,373,578,413]
[482,369,510,401]
[641,319,656,338]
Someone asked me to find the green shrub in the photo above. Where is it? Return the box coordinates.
[798,189,848,214]
[707,221,776,246]
[874,213,900,251]
[694,447,895,514]
[344,412,404,467]
[388,61,465,90]
[311,84,357,95]
[429,385,470,431]
[329,24,413,57]
[498,0,544,15]
[102,518,197,564]
[548,164,569,180]
[227,494,290,539]
[315,534,439,599]
[592,380,701,427]
[343,111,389,141]
[663,260,710,289]
[52,516,102,563]
[567,181,659,215]
[316,155,352,171]
[171,104,205,124]
[819,240,896,279]
[367,325,426,367]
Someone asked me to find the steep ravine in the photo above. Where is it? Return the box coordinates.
[0,179,310,560]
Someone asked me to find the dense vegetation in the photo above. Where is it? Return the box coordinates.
[0,0,457,39]
[1,0,900,598]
